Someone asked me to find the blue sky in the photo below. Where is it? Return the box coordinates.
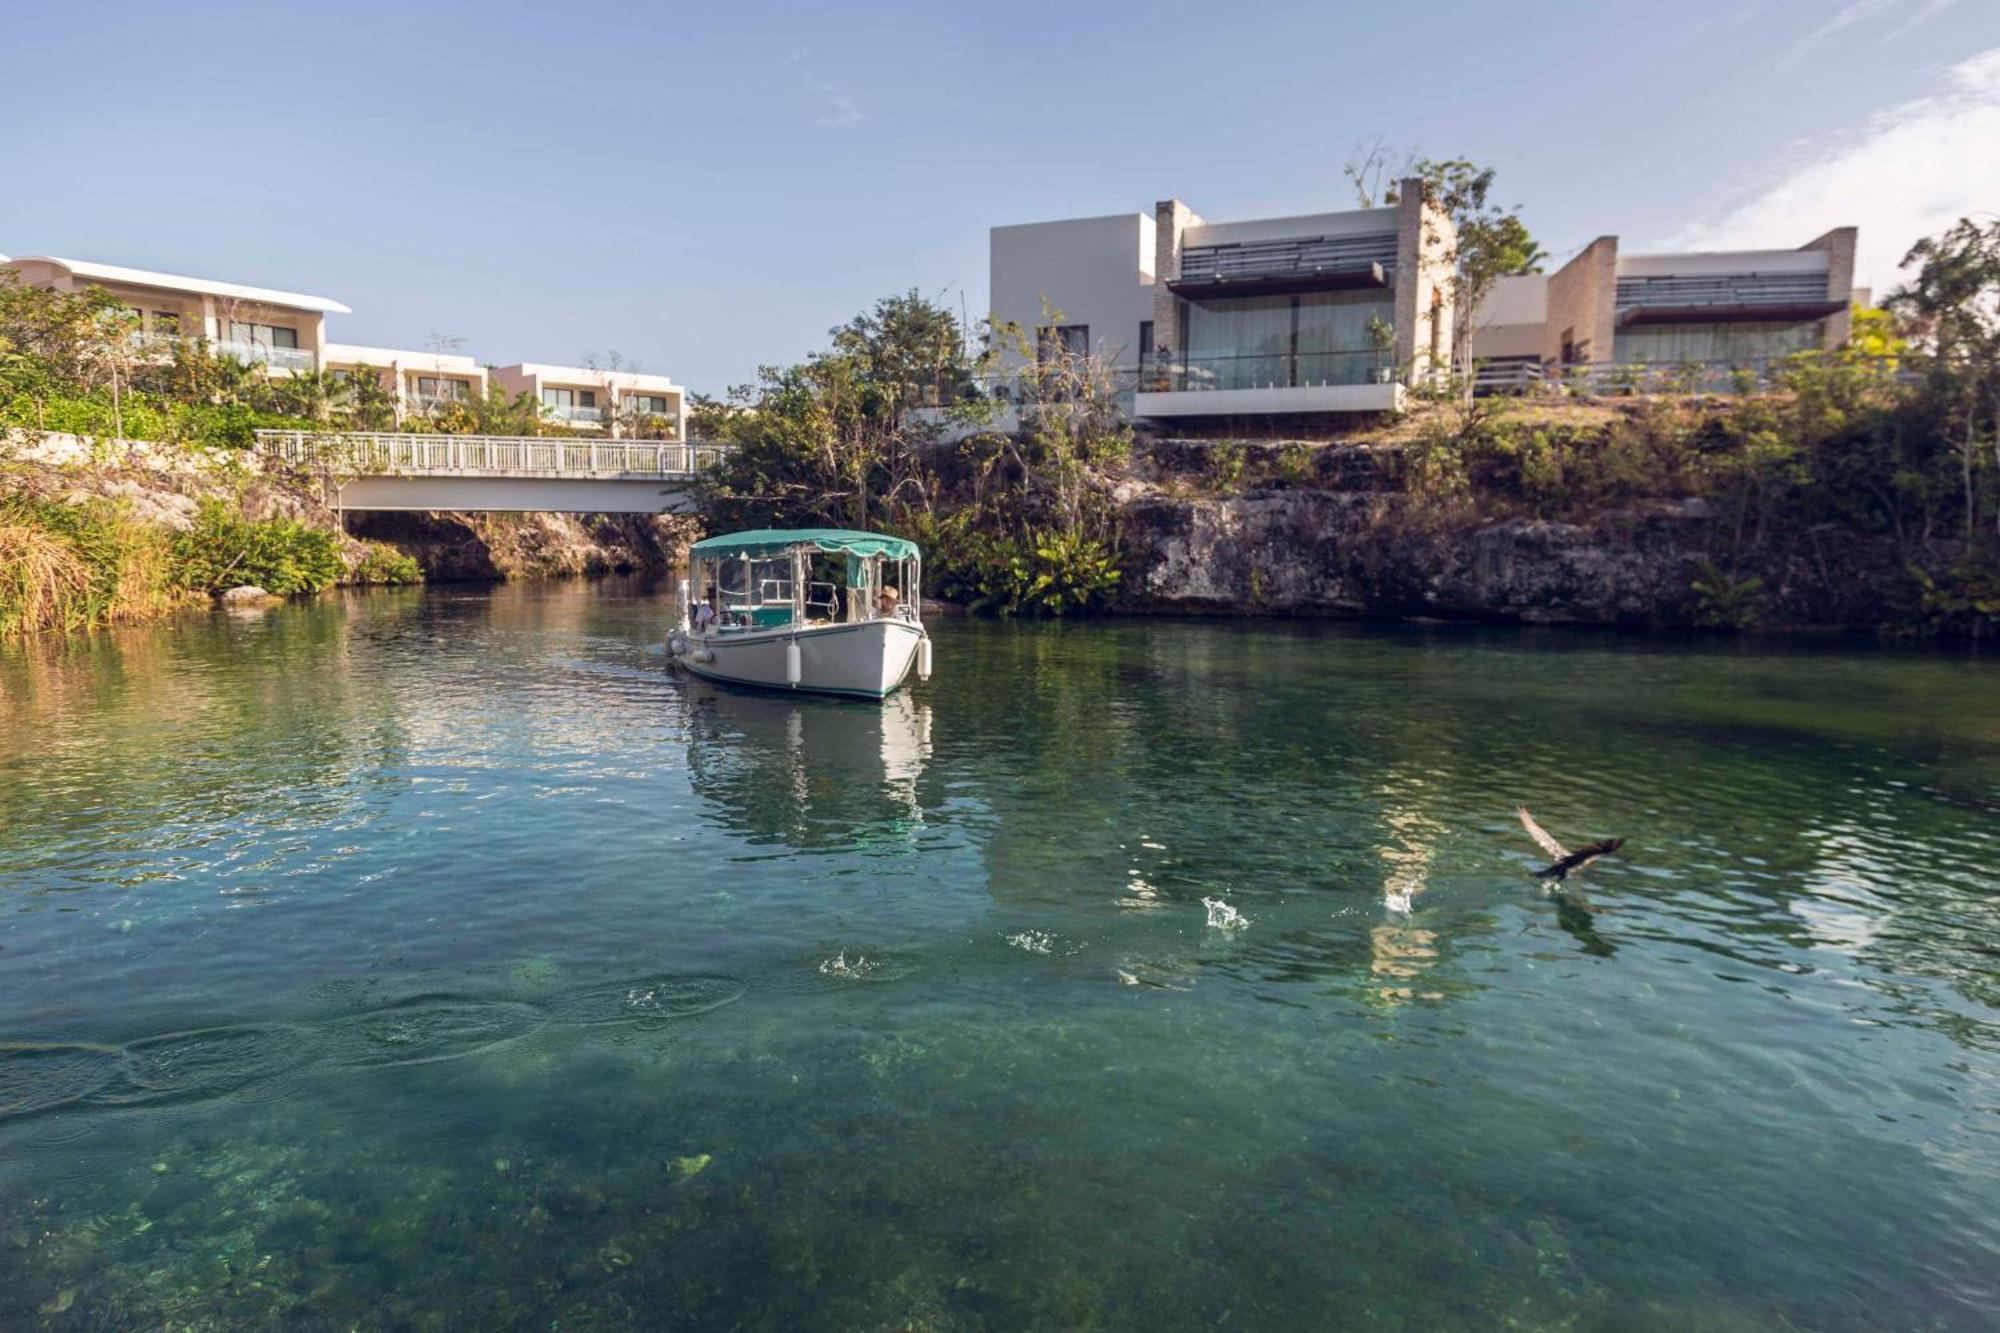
[5,0,1998,393]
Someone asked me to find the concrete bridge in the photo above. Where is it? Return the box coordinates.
[256,430,728,513]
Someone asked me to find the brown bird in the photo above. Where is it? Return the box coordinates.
[1517,807,1624,881]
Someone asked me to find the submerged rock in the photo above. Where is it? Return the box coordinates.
[220,585,282,606]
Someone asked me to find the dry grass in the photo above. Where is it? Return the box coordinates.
[0,522,94,635]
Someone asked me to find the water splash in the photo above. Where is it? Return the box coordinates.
[818,952,881,980]
[1005,931,1055,955]
[1203,897,1249,931]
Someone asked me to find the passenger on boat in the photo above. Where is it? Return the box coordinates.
[877,586,901,618]
[693,591,719,633]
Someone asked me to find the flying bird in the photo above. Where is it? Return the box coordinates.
[1516,807,1624,881]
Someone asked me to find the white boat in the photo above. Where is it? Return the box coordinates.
[667,528,933,699]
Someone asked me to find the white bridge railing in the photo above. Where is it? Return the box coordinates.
[256,429,729,479]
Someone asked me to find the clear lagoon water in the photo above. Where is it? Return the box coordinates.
[1,579,1996,1329]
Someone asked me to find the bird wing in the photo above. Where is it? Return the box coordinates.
[1517,807,1569,860]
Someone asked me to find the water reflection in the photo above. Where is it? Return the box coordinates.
[681,683,934,850]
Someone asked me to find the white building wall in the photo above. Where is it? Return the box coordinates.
[1617,250,1828,278]
[989,213,1155,369]
[1182,207,1398,249]
[1467,273,1550,361]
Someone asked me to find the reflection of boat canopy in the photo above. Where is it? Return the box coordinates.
[671,528,932,699]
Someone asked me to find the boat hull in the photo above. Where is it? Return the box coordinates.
[674,618,924,699]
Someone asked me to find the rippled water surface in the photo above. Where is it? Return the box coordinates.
[2,580,1997,1329]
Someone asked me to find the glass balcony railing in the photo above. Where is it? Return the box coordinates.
[125,330,188,355]
[544,404,604,423]
[218,341,315,372]
[1149,349,1393,393]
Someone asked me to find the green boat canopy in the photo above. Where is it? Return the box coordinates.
[689,528,920,562]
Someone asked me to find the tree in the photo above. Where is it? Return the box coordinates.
[1381,156,1547,392]
[1889,218,2000,537]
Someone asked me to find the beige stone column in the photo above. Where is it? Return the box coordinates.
[1801,226,1858,348]
[1544,237,1619,366]
[1151,198,1203,374]
[1393,178,1457,384]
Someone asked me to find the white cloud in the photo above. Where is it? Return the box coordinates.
[1667,44,2000,292]
[782,46,809,67]
[1780,0,1960,70]
[814,82,869,130]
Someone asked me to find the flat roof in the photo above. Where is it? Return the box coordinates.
[9,255,351,314]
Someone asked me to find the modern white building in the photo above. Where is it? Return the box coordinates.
[1468,228,1859,372]
[992,194,1864,416]
[2,255,348,374]
[489,364,685,437]
[989,182,1457,421]
[2,253,685,437]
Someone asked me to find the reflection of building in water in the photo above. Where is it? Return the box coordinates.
[1368,923,1444,1006]
[682,685,933,850]
[1377,777,1447,914]
[1370,772,1450,1002]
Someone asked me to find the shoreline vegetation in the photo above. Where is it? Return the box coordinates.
[5,209,1999,641]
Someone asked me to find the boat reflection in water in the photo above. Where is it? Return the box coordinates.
[681,680,934,851]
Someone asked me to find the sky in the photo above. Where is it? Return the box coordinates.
[3,0,1998,393]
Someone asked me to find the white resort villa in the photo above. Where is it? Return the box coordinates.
[989,183,1862,423]
[0,253,686,439]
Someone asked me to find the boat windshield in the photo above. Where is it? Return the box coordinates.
[687,541,921,633]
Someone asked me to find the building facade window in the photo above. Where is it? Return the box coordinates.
[541,388,598,409]
[416,376,471,402]
[1181,290,1391,389]
[227,321,297,349]
[1037,324,1090,363]
[626,394,671,415]
[1612,320,1824,365]
[150,311,180,334]
[1138,320,1154,366]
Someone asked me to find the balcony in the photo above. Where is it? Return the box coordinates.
[1170,233,1397,298]
[124,330,188,360]
[218,340,316,373]
[1136,349,1400,417]
[1614,272,1844,326]
[544,404,604,424]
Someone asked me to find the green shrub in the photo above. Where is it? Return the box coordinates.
[1207,443,1247,492]
[171,499,343,595]
[1277,443,1315,487]
[349,542,423,585]
[1689,560,1765,630]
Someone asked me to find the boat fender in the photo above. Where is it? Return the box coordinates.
[693,648,715,664]
[917,635,933,681]
[667,632,689,657]
[785,639,802,687]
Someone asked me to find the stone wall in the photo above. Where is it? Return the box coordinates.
[1544,237,1618,365]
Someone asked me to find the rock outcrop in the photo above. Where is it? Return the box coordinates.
[1119,483,1914,630]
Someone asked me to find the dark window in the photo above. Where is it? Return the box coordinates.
[228,321,297,349]
[1138,320,1154,364]
[578,389,597,409]
[1037,324,1089,363]
[150,311,180,333]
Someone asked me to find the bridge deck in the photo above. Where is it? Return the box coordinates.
[257,430,727,480]
[256,430,728,513]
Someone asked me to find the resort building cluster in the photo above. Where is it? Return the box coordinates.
[991,180,1860,420]
[0,255,686,439]
[6,175,1861,434]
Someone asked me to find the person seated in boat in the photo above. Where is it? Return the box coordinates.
[877,585,901,619]
[692,590,719,633]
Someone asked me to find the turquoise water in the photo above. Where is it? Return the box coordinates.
[1,580,1996,1329]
